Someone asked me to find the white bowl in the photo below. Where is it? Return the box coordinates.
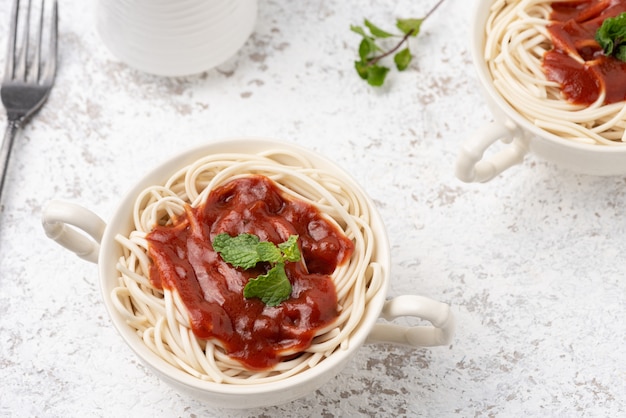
[42,138,454,408]
[455,0,626,183]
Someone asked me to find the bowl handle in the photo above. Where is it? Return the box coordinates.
[41,200,106,264]
[367,295,455,347]
[455,120,528,183]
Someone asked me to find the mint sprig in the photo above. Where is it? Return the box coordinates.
[596,12,626,62]
[212,233,301,307]
[243,263,293,307]
[351,0,445,86]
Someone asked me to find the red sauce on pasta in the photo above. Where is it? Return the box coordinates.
[544,0,626,105]
[146,175,354,370]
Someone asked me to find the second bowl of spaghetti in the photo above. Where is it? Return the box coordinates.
[456,0,626,183]
[42,138,454,409]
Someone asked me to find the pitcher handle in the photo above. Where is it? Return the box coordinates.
[367,295,454,347]
[41,200,105,264]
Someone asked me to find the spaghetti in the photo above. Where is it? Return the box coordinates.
[485,0,626,145]
[111,149,383,384]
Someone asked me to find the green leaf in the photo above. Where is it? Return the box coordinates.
[394,48,412,71]
[350,25,368,37]
[243,263,292,307]
[212,233,261,269]
[256,241,283,263]
[278,235,301,262]
[596,12,626,61]
[366,65,390,87]
[358,38,372,61]
[616,45,626,62]
[396,18,423,37]
[354,60,369,79]
[364,19,394,38]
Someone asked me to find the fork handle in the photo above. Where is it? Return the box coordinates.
[0,120,20,200]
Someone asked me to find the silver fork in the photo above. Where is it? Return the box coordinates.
[0,0,58,199]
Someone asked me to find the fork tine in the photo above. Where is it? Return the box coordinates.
[14,0,32,81]
[41,0,58,84]
[29,0,45,82]
[4,0,20,80]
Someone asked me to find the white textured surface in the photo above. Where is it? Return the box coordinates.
[1,0,625,416]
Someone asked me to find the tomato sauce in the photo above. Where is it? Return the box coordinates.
[146,175,354,370]
[543,0,626,105]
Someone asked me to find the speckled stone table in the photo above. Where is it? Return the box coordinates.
[1,0,625,416]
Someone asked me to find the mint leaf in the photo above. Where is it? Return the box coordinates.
[596,12,626,61]
[396,18,423,37]
[278,234,301,262]
[350,25,367,37]
[394,48,412,71]
[366,65,390,86]
[256,241,283,263]
[212,233,261,269]
[355,62,390,86]
[617,45,626,62]
[243,263,292,307]
[355,60,369,79]
[358,38,373,61]
[364,19,394,38]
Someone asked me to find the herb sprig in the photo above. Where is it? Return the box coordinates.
[596,12,626,62]
[351,0,445,86]
[212,233,300,307]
